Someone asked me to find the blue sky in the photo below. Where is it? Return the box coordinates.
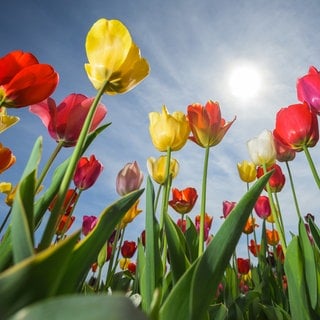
[1,0,320,257]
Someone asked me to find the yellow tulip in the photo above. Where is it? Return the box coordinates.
[237,160,256,183]
[149,106,190,152]
[0,108,19,133]
[85,18,150,95]
[147,155,179,184]
[119,258,131,270]
[119,200,142,229]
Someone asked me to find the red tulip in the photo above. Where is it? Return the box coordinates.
[273,103,319,151]
[273,134,296,162]
[56,214,75,235]
[0,50,58,108]
[187,100,236,148]
[297,66,320,114]
[0,143,16,174]
[82,215,98,236]
[29,93,107,147]
[169,187,198,214]
[237,258,250,275]
[254,195,271,219]
[74,155,103,190]
[121,240,137,258]
[257,164,285,193]
[49,188,78,215]
[248,239,261,257]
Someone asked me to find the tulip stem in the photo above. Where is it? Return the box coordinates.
[38,80,108,250]
[198,146,210,256]
[285,161,301,219]
[36,140,64,192]
[303,145,320,189]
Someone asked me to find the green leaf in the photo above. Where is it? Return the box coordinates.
[159,172,271,320]
[164,213,190,284]
[8,294,148,320]
[208,303,228,320]
[308,218,320,252]
[284,236,313,320]
[56,189,144,294]
[184,216,199,263]
[0,232,79,319]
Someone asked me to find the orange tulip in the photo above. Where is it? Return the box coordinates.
[243,217,258,234]
[266,229,280,246]
[187,100,236,148]
[0,50,58,108]
[0,143,16,174]
[169,187,198,214]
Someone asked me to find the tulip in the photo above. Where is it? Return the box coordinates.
[248,239,261,257]
[221,200,237,219]
[176,218,187,233]
[0,143,16,174]
[169,187,198,214]
[257,164,285,193]
[247,130,276,168]
[237,160,256,183]
[237,258,250,275]
[116,161,143,196]
[187,100,236,148]
[119,200,142,229]
[121,240,137,258]
[85,18,149,95]
[149,106,190,152]
[0,107,19,133]
[297,66,320,114]
[195,213,213,241]
[147,155,179,185]
[119,258,131,270]
[30,93,107,147]
[266,229,280,246]
[127,261,136,274]
[49,188,78,215]
[243,217,258,234]
[254,195,271,219]
[0,50,58,108]
[74,155,103,190]
[273,103,319,152]
[56,214,75,236]
[82,215,98,236]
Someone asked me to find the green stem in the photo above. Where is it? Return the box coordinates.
[38,80,108,250]
[285,161,302,219]
[36,140,64,192]
[198,146,210,256]
[303,145,320,189]
[262,163,287,254]
[0,208,11,235]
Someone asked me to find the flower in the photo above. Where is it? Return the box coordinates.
[256,164,285,193]
[82,215,98,236]
[85,18,149,95]
[149,106,190,152]
[0,107,19,133]
[195,213,213,241]
[221,200,237,219]
[176,219,187,233]
[237,258,250,275]
[121,240,137,258]
[237,160,256,183]
[254,196,271,219]
[248,239,261,257]
[297,66,320,114]
[116,161,144,196]
[0,50,58,108]
[273,103,319,151]
[247,130,276,167]
[127,261,137,274]
[49,188,78,215]
[119,200,142,229]
[273,134,296,162]
[243,217,258,234]
[266,229,280,246]
[147,155,179,185]
[56,214,75,236]
[0,143,16,174]
[29,93,107,147]
[73,155,104,190]
[168,187,198,214]
[0,182,16,207]
[119,258,131,270]
[187,100,236,148]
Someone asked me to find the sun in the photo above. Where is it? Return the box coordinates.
[228,64,262,100]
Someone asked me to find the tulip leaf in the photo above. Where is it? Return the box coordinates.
[164,212,190,283]
[0,227,13,271]
[140,177,162,314]
[184,216,199,263]
[8,294,148,320]
[56,188,144,294]
[10,137,42,263]
[159,172,271,320]
[298,218,318,309]
[0,231,79,319]
[284,236,314,320]
[308,218,320,251]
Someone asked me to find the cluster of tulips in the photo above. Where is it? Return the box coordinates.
[0,17,319,320]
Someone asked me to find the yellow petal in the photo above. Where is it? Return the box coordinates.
[0,108,20,133]
[0,182,12,193]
